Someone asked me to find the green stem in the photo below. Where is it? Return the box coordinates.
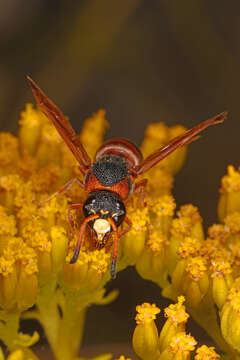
[55,295,86,360]
[37,280,87,360]
[37,280,60,354]
[188,294,235,356]
[0,311,39,359]
[0,311,20,350]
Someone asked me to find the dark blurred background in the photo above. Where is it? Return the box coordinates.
[1,0,239,355]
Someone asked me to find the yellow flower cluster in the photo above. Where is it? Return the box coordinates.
[0,105,115,360]
[132,297,219,360]
[0,102,239,360]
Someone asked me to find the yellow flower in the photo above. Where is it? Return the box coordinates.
[150,195,176,217]
[178,237,201,259]
[194,345,220,360]
[159,296,190,353]
[220,278,240,352]
[133,303,160,360]
[220,165,240,193]
[135,303,160,325]
[208,223,230,244]
[185,257,207,282]
[164,296,189,326]
[147,230,168,254]
[169,332,197,354]
[218,165,240,220]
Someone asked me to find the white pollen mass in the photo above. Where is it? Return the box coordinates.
[93,219,111,237]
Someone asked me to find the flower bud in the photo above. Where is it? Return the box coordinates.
[159,296,189,352]
[0,261,17,310]
[37,251,52,283]
[7,349,24,360]
[220,278,240,352]
[136,232,169,288]
[79,109,108,159]
[36,123,62,167]
[210,255,233,310]
[194,345,220,360]
[18,104,43,156]
[168,217,192,275]
[169,332,197,360]
[64,259,89,289]
[140,123,187,175]
[84,267,103,291]
[178,205,204,241]
[0,133,19,176]
[51,226,68,275]
[122,207,149,264]
[133,303,160,360]
[16,265,38,312]
[218,166,240,221]
[133,322,159,360]
[212,277,229,310]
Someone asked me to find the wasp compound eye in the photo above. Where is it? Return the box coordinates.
[112,200,126,226]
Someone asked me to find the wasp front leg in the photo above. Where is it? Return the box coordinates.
[40,178,84,205]
[107,217,120,279]
[119,217,132,237]
[70,214,99,264]
[68,203,83,233]
[133,178,148,207]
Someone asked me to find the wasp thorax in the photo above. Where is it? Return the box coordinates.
[83,190,126,229]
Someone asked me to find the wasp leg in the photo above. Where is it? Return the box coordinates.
[108,217,119,279]
[133,178,148,206]
[89,228,95,249]
[68,203,83,237]
[119,217,132,237]
[39,178,84,205]
[70,214,99,264]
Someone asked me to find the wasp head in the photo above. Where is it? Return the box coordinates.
[83,190,126,244]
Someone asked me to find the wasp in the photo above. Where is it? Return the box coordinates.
[27,76,227,278]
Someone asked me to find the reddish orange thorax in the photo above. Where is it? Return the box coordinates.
[84,139,142,200]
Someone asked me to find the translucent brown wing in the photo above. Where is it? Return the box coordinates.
[135,111,227,176]
[27,76,91,171]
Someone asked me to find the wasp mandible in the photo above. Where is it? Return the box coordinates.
[27,76,227,279]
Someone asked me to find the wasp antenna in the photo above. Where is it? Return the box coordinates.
[70,249,80,264]
[108,217,119,279]
[70,214,99,264]
[110,260,117,279]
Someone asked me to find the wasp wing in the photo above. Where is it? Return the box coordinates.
[27,76,91,171]
[135,111,227,176]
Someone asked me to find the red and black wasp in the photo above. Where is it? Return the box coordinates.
[27,76,227,279]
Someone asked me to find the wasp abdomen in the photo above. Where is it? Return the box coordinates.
[95,138,142,168]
